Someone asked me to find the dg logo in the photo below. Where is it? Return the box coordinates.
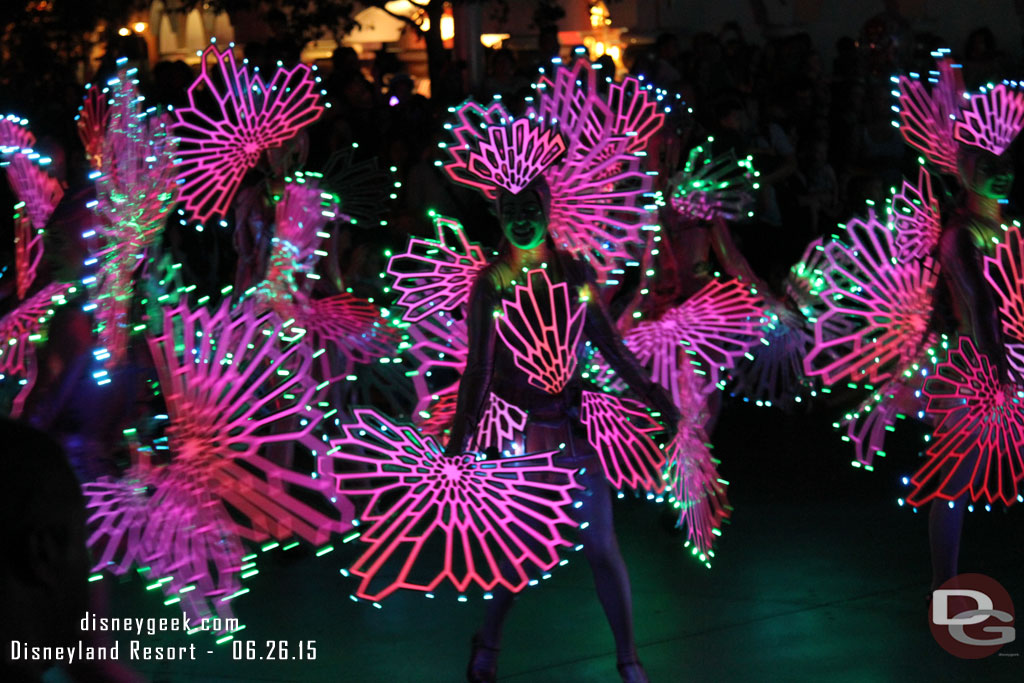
[930,573,1016,659]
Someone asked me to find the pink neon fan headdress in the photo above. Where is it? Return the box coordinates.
[443,60,664,282]
[954,83,1024,156]
[173,44,325,223]
[894,56,964,173]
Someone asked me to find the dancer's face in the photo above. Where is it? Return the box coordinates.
[963,149,1015,199]
[499,190,547,249]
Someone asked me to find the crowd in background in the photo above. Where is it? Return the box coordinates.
[2,8,1024,311]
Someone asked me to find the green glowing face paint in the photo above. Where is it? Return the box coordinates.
[499,190,547,249]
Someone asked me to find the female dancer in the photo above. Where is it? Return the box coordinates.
[931,143,1016,589]
[446,177,680,683]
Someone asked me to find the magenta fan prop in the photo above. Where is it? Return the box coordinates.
[496,269,586,395]
[407,311,468,436]
[91,69,178,368]
[669,140,757,222]
[803,212,937,385]
[321,408,580,601]
[84,300,353,622]
[387,214,489,323]
[0,282,72,415]
[173,44,325,223]
[894,54,964,174]
[663,422,730,564]
[626,278,765,404]
[908,337,1024,507]
[252,180,396,376]
[729,308,815,407]
[954,83,1024,156]
[984,224,1024,376]
[580,391,667,493]
[0,115,64,236]
[76,82,110,170]
[83,448,246,627]
[892,166,941,262]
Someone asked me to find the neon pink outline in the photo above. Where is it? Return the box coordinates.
[984,224,1024,371]
[408,312,468,435]
[910,337,1024,506]
[895,58,963,173]
[173,45,325,222]
[579,391,666,492]
[470,393,528,454]
[467,117,566,194]
[954,83,1024,156]
[83,449,243,627]
[322,408,579,600]
[803,212,937,384]
[148,299,353,543]
[0,282,71,416]
[77,82,109,170]
[893,166,941,261]
[0,116,64,232]
[387,215,489,323]
[14,212,44,299]
[496,269,586,394]
[627,278,765,402]
[663,423,729,554]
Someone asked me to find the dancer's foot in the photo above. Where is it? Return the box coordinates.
[617,657,649,683]
[466,633,500,683]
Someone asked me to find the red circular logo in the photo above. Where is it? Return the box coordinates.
[929,573,1016,659]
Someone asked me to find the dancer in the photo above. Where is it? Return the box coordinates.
[928,109,1018,589]
[446,176,679,683]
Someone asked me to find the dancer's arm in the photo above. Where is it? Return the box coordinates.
[446,270,500,453]
[940,223,1011,380]
[574,261,681,428]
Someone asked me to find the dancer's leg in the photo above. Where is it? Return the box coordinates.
[928,493,968,590]
[573,467,637,660]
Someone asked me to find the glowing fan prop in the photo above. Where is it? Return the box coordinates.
[496,269,586,394]
[321,146,391,227]
[253,181,396,373]
[14,211,44,299]
[147,300,353,542]
[892,166,941,262]
[92,71,178,367]
[729,309,815,406]
[468,117,566,193]
[983,224,1024,376]
[663,425,729,559]
[77,82,109,170]
[387,215,489,323]
[0,115,64,232]
[408,312,468,435]
[83,451,245,626]
[954,83,1024,156]
[669,141,756,221]
[173,45,325,223]
[803,213,937,385]
[626,278,765,403]
[0,282,71,415]
[470,393,528,455]
[909,337,1024,506]
[322,409,579,600]
[579,391,666,492]
[894,57,964,173]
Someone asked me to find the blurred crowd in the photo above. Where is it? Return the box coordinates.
[2,8,1024,307]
